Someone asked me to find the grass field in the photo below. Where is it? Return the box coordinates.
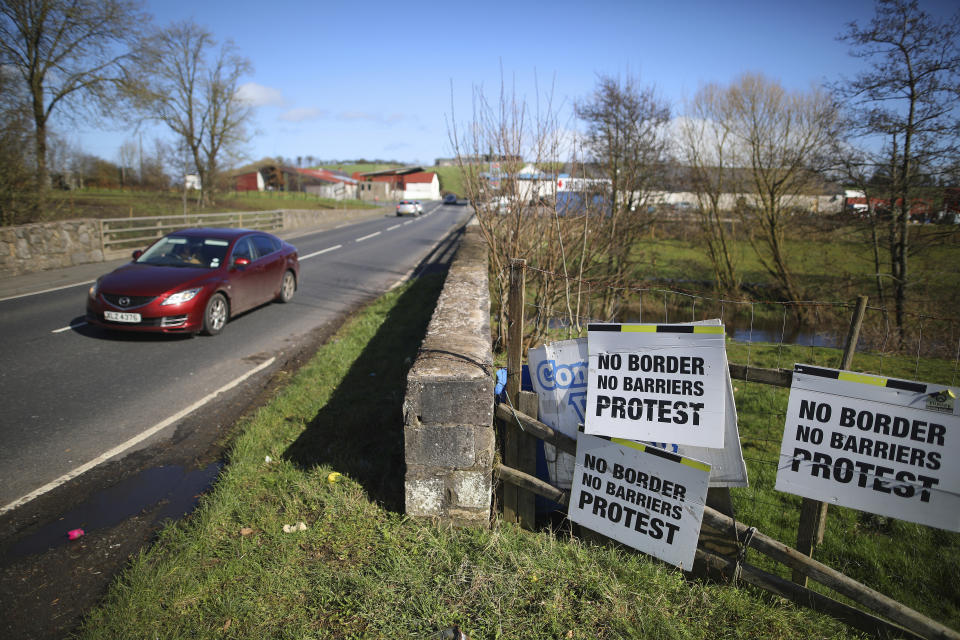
[77,275,873,640]
[317,162,401,176]
[38,188,377,221]
[431,165,467,197]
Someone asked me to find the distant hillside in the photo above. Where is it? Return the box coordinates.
[319,163,402,175]
[431,165,465,196]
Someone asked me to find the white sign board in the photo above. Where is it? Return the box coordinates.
[775,364,960,532]
[585,324,727,448]
[569,434,710,569]
[529,331,747,488]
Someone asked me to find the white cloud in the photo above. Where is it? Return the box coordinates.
[279,107,327,122]
[236,82,285,107]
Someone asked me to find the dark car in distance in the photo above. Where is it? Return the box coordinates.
[86,228,299,336]
[443,193,458,205]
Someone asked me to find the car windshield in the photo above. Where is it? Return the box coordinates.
[136,236,230,268]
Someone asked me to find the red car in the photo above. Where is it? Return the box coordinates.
[86,228,299,336]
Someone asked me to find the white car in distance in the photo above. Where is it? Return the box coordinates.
[396,200,419,216]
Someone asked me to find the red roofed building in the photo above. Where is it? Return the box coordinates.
[234,166,357,199]
[353,167,440,201]
[402,171,441,200]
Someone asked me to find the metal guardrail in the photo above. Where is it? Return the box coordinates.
[99,210,284,254]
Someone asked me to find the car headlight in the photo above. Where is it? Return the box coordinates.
[162,287,202,306]
[88,280,99,298]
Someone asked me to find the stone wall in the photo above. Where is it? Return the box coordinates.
[0,219,103,276]
[403,222,495,526]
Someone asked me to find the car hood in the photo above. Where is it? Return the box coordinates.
[97,263,215,295]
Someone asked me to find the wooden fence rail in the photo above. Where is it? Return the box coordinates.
[494,403,958,640]
[99,210,284,255]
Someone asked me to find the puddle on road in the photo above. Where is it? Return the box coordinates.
[2,462,222,560]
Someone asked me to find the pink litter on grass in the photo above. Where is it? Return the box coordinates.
[67,529,84,540]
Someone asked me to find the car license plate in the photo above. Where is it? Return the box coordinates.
[105,311,141,323]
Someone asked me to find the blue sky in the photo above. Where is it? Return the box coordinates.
[69,0,958,168]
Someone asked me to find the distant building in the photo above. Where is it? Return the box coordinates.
[233,166,358,200]
[353,167,441,201]
[402,171,441,201]
[435,154,523,167]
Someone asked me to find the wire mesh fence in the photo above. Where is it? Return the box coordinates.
[501,261,960,596]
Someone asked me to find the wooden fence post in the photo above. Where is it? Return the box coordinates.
[503,258,537,528]
[516,390,539,527]
[793,295,868,585]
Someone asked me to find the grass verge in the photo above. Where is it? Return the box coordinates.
[76,275,862,640]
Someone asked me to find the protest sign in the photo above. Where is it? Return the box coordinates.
[528,339,585,489]
[529,329,747,488]
[775,364,960,532]
[585,324,727,448]
[568,434,710,569]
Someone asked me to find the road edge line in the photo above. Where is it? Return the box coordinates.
[0,356,277,517]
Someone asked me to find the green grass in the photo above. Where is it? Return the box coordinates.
[38,188,377,222]
[642,222,960,318]
[75,275,864,640]
[432,165,467,197]
[724,340,960,631]
[318,162,402,176]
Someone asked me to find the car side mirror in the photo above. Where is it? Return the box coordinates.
[132,249,143,261]
[233,257,251,268]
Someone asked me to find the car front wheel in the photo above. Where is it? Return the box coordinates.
[202,293,228,336]
[278,270,296,303]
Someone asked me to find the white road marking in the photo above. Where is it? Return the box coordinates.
[355,231,381,242]
[402,221,412,225]
[52,321,87,334]
[387,224,400,230]
[0,280,94,303]
[0,356,277,516]
[300,244,342,260]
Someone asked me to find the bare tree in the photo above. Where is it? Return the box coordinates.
[449,72,676,350]
[448,75,552,349]
[118,138,139,187]
[575,74,672,213]
[679,85,742,294]
[719,73,839,304]
[833,0,960,339]
[0,0,145,210]
[575,74,672,312]
[0,64,34,225]
[127,21,252,206]
[829,138,890,307]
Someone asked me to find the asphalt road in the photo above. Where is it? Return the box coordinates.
[0,201,472,512]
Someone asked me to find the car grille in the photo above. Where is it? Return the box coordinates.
[102,294,157,309]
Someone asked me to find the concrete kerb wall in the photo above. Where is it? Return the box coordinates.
[403,222,495,526]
